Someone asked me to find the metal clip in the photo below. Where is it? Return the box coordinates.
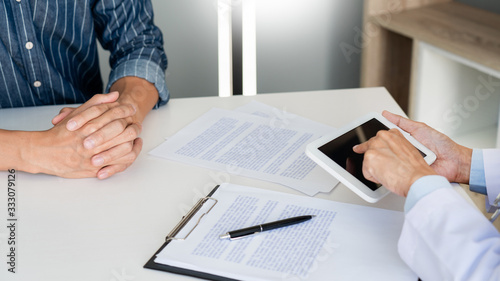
[489,193,500,222]
[166,196,218,242]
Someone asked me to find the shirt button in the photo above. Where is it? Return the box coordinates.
[16,0,21,2]
[25,42,33,50]
[34,81,42,88]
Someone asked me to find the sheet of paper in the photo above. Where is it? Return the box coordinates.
[149,105,338,196]
[154,183,417,281]
[234,101,331,130]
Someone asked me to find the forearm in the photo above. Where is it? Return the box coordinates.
[0,129,37,173]
[0,127,99,178]
[109,76,159,124]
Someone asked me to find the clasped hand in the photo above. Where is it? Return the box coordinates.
[32,91,143,179]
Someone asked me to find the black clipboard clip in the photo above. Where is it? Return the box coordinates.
[166,196,218,242]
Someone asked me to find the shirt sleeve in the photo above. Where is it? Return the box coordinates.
[92,0,169,107]
[470,149,487,195]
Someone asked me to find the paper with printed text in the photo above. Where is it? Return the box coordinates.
[154,183,417,281]
[150,102,338,195]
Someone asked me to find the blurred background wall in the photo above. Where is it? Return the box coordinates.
[98,0,500,99]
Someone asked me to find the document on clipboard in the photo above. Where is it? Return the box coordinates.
[144,183,417,281]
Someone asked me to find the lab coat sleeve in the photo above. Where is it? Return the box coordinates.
[398,184,500,281]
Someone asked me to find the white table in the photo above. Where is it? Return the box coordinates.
[0,87,409,281]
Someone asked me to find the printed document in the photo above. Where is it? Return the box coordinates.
[149,102,338,196]
[154,183,417,281]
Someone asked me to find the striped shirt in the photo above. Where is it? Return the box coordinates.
[0,0,169,108]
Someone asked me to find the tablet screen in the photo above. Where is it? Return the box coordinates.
[318,118,426,191]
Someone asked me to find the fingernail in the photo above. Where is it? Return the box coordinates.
[98,171,109,179]
[84,138,96,149]
[353,145,358,150]
[92,156,104,166]
[67,120,77,131]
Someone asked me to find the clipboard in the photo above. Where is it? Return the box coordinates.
[144,182,416,281]
[144,185,236,281]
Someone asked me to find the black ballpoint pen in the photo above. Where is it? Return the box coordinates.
[219,215,315,240]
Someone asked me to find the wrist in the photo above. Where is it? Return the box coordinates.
[21,131,49,174]
[456,146,473,184]
[407,167,438,197]
[110,77,158,124]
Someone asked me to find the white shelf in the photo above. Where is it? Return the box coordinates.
[449,124,498,149]
[411,42,500,149]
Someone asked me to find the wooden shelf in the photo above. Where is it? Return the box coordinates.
[374,2,500,73]
[361,1,500,113]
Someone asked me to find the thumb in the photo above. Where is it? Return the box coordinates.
[90,91,120,105]
[65,91,120,119]
[52,107,75,125]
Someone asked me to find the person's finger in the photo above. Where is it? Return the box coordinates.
[354,128,403,154]
[96,138,143,179]
[99,164,128,180]
[382,110,424,135]
[85,122,142,151]
[52,107,76,125]
[66,91,120,131]
[83,119,126,149]
[363,171,379,186]
[73,92,120,116]
[361,151,380,184]
[382,110,404,126]
[387,128,405,139]
[79,103,137,137]
[91,127,142,167]
[87,91,120,106]
[353,141,369,154]
[384,129,425,159]
[353,130,391,153]
[91,140,134,167]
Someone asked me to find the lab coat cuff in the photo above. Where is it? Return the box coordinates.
[405,175,452,213]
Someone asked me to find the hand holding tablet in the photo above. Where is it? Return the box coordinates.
[306,112,436,203]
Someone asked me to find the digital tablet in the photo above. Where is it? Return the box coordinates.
[306,112,437,203]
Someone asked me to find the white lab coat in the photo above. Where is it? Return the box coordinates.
[484,149,500,207]
[398,149,500,281]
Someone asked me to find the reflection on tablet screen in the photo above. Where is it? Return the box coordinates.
[318,118,426,191]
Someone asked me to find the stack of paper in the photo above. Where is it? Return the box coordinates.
[149,101,339,196]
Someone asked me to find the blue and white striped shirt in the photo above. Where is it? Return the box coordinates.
[0,0,169,108]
